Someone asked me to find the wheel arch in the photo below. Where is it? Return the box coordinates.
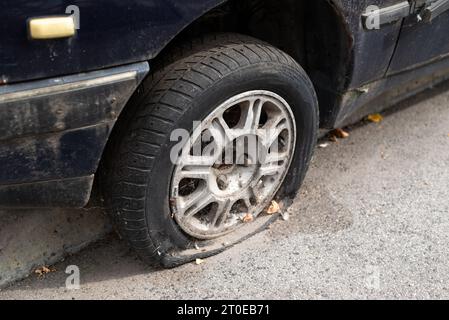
[90,0,354,206]
[150,0,354,128]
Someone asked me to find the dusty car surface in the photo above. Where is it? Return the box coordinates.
[1,0,448,266]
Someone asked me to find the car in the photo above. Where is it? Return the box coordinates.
[1,0,448,267]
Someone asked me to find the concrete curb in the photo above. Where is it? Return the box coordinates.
[0,208,110,288]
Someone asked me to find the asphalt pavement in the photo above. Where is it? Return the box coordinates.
[1,82,449,300]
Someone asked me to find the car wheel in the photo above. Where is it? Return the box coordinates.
[102,33,318,267]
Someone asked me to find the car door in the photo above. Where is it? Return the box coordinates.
[0,0,224,84]
[387,0,449,74]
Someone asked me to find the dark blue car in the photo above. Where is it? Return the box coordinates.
[1,0,448,266]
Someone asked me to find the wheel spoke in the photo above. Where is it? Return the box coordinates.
[179,165,211,180]
[243,99,263,132]
[259,152,289,177]
[264,151,289,163]
[259,162,283,177]
[260,118,289,149]
[211,199,232,228]
[181,155,215,166]
[241,187,256,210]
[209,117,234,147]
[181,190,215,218]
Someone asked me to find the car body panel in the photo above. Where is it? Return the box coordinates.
[1,0,448,207]
[334,0,404,88]
[388,11,449,74]
[329,0,449,126]
[335,55,449,128]
[0,0,224,84]
[307,0,406,127]
[0,62,149,207]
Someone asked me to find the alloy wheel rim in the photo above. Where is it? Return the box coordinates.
[170,90,297,239]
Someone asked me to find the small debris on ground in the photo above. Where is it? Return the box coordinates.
[34,266,56,277]
[266,201,280,215]
[280,210,290,221]
[357,87,370,94]
[318,143,329,148]
[195,258,204,265]
[367,113,384,123]
[242,213,254,223]
[332,128,350,139]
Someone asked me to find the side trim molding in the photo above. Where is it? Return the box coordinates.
[0,71,137,103]
[0,62,149,208]
[362,2,411,29]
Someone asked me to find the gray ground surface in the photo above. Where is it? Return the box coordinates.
[1,83,448,300]
[0,209,109,288]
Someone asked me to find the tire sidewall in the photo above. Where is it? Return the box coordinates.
[145,61,318,254]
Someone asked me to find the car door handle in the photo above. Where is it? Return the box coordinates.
[28,16,76,39]
[421,0,449,22]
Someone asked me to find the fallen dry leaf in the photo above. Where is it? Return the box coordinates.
[358,87,370,94]
[367,113,384,123]
[329,135,338,143]
[195,258,204,265]
[332,128,350,139]
[242,213,254,223]
[266,200,280,215]
[34,266,55,277]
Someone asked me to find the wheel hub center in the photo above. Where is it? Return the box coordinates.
[213,160,258,196]
[212,135,260,195]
